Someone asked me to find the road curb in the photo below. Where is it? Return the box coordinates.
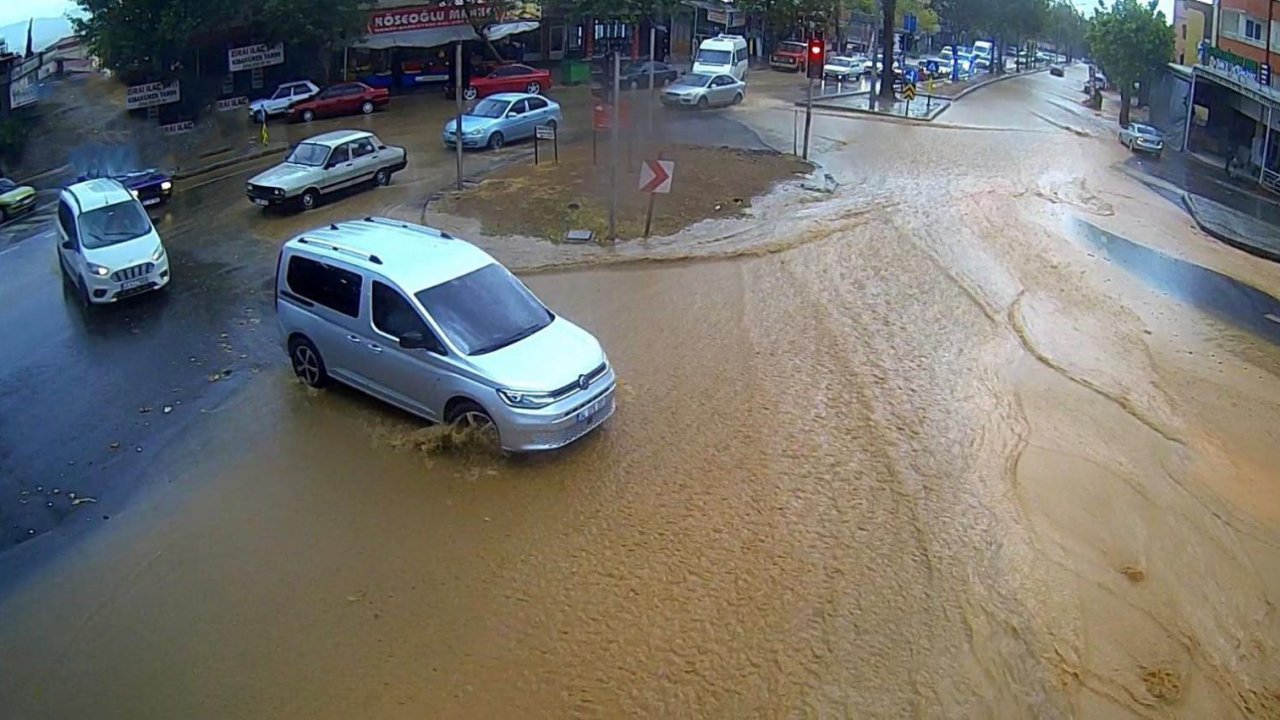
[173,144,290,181]
[1182,192,1280,263]
[948,66,1051,101]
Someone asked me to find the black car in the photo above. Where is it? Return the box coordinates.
[618,61,680,90]
[76,168,174,207]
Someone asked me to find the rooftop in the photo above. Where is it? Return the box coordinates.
[301,129,374,147]
[287,218,495,291]
[65,178,134,212]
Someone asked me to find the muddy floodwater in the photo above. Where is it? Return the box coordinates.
[2,69,1279,718]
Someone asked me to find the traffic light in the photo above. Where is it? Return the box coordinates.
[806,38,825,79]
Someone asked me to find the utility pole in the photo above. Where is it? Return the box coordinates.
[803,78,814,159]
[608,50,621,240]
[647,26,656,146]
[454,41,464,191]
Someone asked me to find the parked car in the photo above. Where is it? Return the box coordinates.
[0,177,37,222]
[249,80,320,121]
[442,93,562,151]
[288,82,390,123]
[246,130,407,211]
[823,56,866,81]
[618,61,680,90]
[770,40,809,72]
[660,73,746,108]
[276,217,617,452]
[1050,65,1064,77]
[462,64,552,100]
[1118,123,1164,157]
[56,178,171,306]
[76,168,173,207]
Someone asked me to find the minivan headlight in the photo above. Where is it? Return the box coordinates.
[88,262,111,277]
[151,245,166,262]
[498,388,557,408]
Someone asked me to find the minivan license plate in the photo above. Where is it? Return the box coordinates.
[576,397,606,423]
[121,278,146,290]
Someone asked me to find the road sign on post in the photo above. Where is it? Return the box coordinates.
[534,123,557,165]
[640,157,675,238]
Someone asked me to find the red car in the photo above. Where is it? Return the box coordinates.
[463,64,552,100]
[769,41,809,72]
[289,82,390,122]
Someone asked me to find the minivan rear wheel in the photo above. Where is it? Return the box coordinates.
[289,337,329,388]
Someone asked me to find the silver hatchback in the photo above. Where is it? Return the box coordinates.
[275,217,616,451]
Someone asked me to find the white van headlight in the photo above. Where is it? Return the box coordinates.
[151,245,166,262]
[498,388,557,408]
[88,262,111,277]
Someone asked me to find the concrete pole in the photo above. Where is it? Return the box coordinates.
[1182,71,1197,152]
[455,42,464,191]
[1261,104,1272,183]
[609,51,621,240]
[648,26,656,146]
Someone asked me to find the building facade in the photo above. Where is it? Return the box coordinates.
[1185,0,1280,193]
[1174,0,1213,65]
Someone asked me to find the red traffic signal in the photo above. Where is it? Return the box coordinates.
[806,38,825,79]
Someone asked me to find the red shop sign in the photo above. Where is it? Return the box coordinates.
[367,1,494,35]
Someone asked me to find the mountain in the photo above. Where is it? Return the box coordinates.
[0,16,74,55]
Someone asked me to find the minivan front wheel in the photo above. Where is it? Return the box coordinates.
[289,337,329,388]
[447,401,500,446]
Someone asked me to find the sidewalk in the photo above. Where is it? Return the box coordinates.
[1130,150,1280,262]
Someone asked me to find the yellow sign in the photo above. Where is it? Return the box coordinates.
[903,83,916,101]
[261,117,269,146]
[928,77,935,94]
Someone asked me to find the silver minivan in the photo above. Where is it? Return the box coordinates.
[275,217,616,451]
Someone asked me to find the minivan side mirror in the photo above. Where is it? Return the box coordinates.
[60,240,75,251]
[399,331,444,354]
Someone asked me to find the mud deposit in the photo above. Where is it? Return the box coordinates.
[1,68,1278,719]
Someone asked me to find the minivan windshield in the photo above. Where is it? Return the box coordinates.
[79,200,152,249]
[696,49,732,65]
[285,142,328,166]
[416,263,554,355]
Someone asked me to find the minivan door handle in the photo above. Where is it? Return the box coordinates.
[346,334,362,343]
[367,343,383,354]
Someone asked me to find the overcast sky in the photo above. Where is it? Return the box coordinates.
[0,0,1179,34]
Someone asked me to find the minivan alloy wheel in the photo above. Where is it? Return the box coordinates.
[289,339,328,388]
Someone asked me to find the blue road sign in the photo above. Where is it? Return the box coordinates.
[904,13,917,34]
[905,67,919,84]
[925,60,940,76]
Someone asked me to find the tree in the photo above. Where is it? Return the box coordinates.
[1087,0,1173,125]
[73,0,372,78]
[1046,1,1087,61]
[878,0,897,99]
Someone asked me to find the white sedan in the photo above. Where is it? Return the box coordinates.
[823,56,866,81]
[1118,122,1164,157]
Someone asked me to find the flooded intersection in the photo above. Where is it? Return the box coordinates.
[1,68,1279,718]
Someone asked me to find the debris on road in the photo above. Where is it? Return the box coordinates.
[163,406,174,414]
[139,406,153,414]
[72,497,98,506]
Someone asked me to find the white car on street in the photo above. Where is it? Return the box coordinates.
[56,178,171,306]
[1118,122,1164,157]
[823,56,866,81]
[248,80,320,122]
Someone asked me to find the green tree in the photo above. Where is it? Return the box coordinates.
[1087,0,1173,125]
[1045,0,1086,61]
[74,0,372,78]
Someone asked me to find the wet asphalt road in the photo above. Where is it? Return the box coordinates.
[0,88,779,557]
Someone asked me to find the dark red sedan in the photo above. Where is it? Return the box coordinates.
[289,82,390,122]
[463,64,552,100]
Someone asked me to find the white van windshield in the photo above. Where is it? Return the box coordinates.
[697,49,732,65]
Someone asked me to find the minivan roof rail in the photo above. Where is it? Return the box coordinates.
[362,216,454,240]
[296,236,383,265]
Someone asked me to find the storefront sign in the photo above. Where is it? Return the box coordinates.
[216,96,249,111]
[228,42,285,73]
[368,2,495,34]
[160,120,195,135]
[8,54,41,109]
[126,80,181,110]
[1202,45,1262,89]
[706,9,743,27]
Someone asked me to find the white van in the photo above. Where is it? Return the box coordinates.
[694,34,749,80]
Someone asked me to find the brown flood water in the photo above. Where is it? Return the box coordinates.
[2,69,1279,718]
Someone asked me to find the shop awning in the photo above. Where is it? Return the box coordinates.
[485,21,538,41]
[350,24,479,50]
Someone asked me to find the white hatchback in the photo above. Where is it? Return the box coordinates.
[56,178,171,305]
